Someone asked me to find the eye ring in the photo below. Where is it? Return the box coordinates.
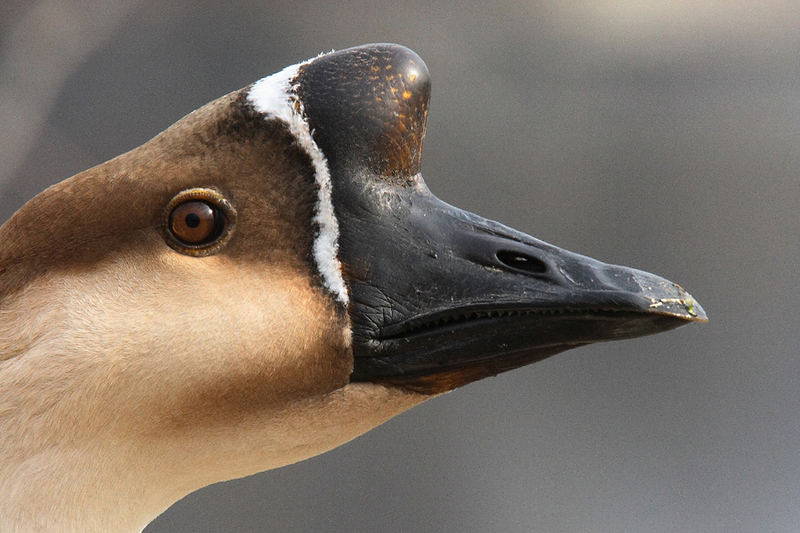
[163,188,236,256]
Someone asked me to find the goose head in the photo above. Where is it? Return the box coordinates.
[0,44,705,531]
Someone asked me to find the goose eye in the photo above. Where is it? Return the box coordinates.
[163,188,236,256]
[170,201,220,244]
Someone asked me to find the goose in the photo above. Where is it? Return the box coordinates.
[0,43,706,532]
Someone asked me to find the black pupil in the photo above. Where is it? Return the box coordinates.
[185,212,201,228]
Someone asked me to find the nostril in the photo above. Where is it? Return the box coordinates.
[496,250,548,274]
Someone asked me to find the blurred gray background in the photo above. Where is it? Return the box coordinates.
[2,1,798,531]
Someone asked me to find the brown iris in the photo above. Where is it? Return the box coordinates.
[169,201,220,245]
[163,188,236,256]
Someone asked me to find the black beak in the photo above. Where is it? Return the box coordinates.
[292,44,707,394]
[341,186,706,393]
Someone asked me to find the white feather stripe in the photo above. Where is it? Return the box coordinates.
[247,58,349,306]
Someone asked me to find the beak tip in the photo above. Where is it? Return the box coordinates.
[686,293,708,322]
[647,283,708,323]
[629,270,707,322]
